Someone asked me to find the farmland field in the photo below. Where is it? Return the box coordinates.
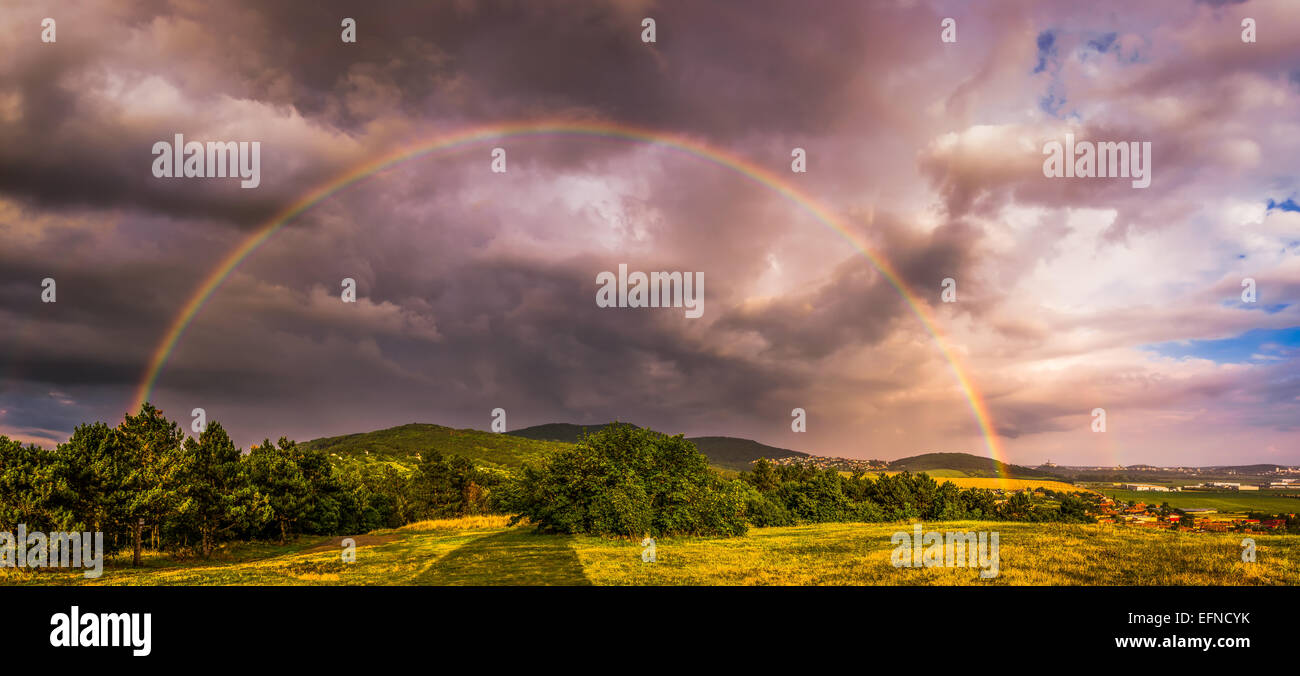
[1095,488,1300,513]
[942,477,1089,493]
[4,516,1296,586]
[869,473,1089,493]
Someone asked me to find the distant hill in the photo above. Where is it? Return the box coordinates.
[508,423,808,471]
[303,424,1048,479]
[1206,464,1298,473]
[684,437,808,472]
[888,452,1062,480]
[300,423,571,470]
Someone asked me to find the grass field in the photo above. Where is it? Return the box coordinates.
[943,477,1089,493]
[1095,488,1300,513]
[869,473,1089,493]
[873,468,968,478]
[4,516,1296,586]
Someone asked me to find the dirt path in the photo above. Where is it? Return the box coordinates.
[303,533,402,553]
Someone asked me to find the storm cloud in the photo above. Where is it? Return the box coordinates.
[1,0,1297,466]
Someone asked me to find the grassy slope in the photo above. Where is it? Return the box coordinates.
[299,423,572,470]
[9,517,1297,586]
[915,468,967,478]
[681,436,807,472]
[888,452,1059,480]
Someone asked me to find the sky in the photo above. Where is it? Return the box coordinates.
[1,0,1297,466]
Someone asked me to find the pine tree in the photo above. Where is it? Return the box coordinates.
[246,439,310,544]
[176,421,256,557]
[115,404,184,566]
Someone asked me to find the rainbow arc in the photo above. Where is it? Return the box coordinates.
[132,119,1010,481]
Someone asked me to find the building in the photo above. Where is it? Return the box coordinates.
[1121,483,1170,492]
[1195,482,1259,491]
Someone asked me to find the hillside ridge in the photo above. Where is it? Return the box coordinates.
[509,422,808,471]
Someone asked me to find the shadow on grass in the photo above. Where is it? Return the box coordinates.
[417,528,591,586]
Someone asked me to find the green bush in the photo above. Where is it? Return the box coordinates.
[504,423,748,537]
[740,483,793,528]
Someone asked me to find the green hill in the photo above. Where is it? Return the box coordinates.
[302,424,1062,480]
[683,436,807,472]
[509,423,807,471]
[300,423,571,471]
[303,422,809,474]
[887,452,1060,479]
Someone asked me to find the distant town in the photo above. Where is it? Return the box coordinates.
[1039,461,1300,476]
[769,454,1300,483]
[768,455,889,472]
[1110,479,1300,493]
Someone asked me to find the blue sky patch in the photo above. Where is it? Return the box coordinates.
[1266,197,1299,212]
[1145,326,1300,363]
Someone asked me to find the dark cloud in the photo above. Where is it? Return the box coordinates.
[2,0,1297,466]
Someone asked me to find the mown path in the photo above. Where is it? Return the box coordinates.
[412,529,591,585]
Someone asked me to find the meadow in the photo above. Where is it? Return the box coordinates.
[5,516,1296,586]
[938,477,1088,493]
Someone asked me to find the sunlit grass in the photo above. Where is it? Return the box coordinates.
[4,517,1295,586]
[851,473,1090,493]
[572,521,1299,585]
[400,514,516,532]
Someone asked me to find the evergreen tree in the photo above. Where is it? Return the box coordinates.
[176,421,264,556]
[115,404,185,566]
[246,438,311,544]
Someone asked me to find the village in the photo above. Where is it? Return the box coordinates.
[1091,495,1295,533]
[768,455,889,472]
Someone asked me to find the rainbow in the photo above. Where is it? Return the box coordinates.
[133,119,1010,479]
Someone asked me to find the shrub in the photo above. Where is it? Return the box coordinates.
[504,423,748,537]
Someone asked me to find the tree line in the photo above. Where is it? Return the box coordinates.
[2,408,1103,556]
[736,458,1098,527]
[502,426,1100,536]
[0,404,492,564]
